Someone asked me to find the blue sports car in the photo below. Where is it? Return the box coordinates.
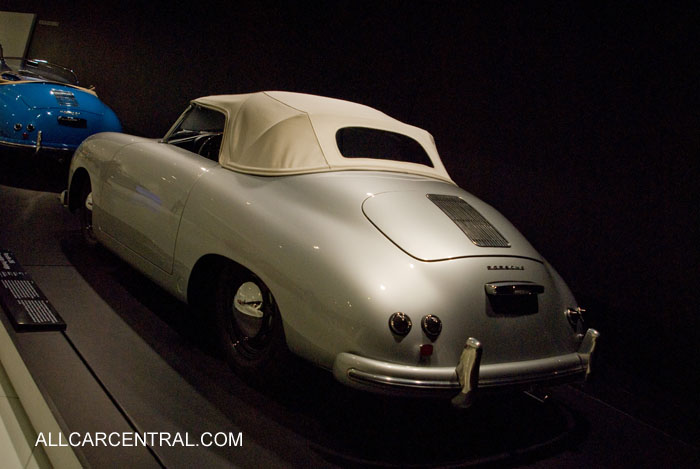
[0,44,121,155]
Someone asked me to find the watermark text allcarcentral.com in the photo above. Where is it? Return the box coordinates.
[36,431,242,448]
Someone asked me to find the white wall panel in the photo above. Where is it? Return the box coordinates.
[0,11,36,57]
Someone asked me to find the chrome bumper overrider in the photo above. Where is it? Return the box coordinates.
[332,328,600,403]
[0,131,43,153]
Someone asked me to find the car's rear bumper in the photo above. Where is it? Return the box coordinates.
[332,328,599,397]
[0,133,75,153]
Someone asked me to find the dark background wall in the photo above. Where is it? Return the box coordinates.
[5,1,698,425]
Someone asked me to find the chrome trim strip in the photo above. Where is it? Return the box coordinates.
[0,140,38,150]
[347,369,459,389]
[336,351,589,393]
[0,138,72,152]
[347,364,585,390]
[485,281,544,296]
[478,366,584,387]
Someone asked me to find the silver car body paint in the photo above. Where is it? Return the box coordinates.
[67,93,596,396]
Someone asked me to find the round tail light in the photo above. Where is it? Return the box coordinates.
[421,314,442,340]
[389,312,412,336]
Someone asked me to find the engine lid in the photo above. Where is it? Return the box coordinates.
[362,190,543,262]
[18,83,102,115]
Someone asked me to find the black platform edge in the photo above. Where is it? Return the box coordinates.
[0,250,66,331]
[0,297,161,468]
[0,309,88,467]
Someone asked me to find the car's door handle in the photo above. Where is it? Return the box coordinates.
[484,282,544,296]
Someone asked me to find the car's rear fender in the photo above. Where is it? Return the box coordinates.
[173,170,583,371]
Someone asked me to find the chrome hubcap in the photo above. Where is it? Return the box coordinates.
[232,282,264,338]
[82,191,96,241]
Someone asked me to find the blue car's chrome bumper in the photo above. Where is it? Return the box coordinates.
[332,328,599,399]
[1,131,75,153]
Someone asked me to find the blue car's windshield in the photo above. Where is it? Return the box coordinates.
[0,57,79,86]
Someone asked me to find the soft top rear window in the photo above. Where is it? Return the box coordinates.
[335,127,433,167]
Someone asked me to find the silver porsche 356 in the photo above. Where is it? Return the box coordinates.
[63,91,598,407]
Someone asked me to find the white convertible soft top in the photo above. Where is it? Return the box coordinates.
[193,91,454,183]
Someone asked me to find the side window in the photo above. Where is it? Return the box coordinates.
[164,105,225,161]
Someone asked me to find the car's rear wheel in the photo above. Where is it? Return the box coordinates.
[78,179,98,247]
[214,264,288,380]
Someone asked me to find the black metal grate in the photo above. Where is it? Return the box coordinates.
[427,194,510,247]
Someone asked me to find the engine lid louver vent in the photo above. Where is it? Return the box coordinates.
[427,194,510,247]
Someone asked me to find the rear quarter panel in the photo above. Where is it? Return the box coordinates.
[174,170,582,370]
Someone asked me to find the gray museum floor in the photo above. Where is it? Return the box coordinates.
[0,150,698,468]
